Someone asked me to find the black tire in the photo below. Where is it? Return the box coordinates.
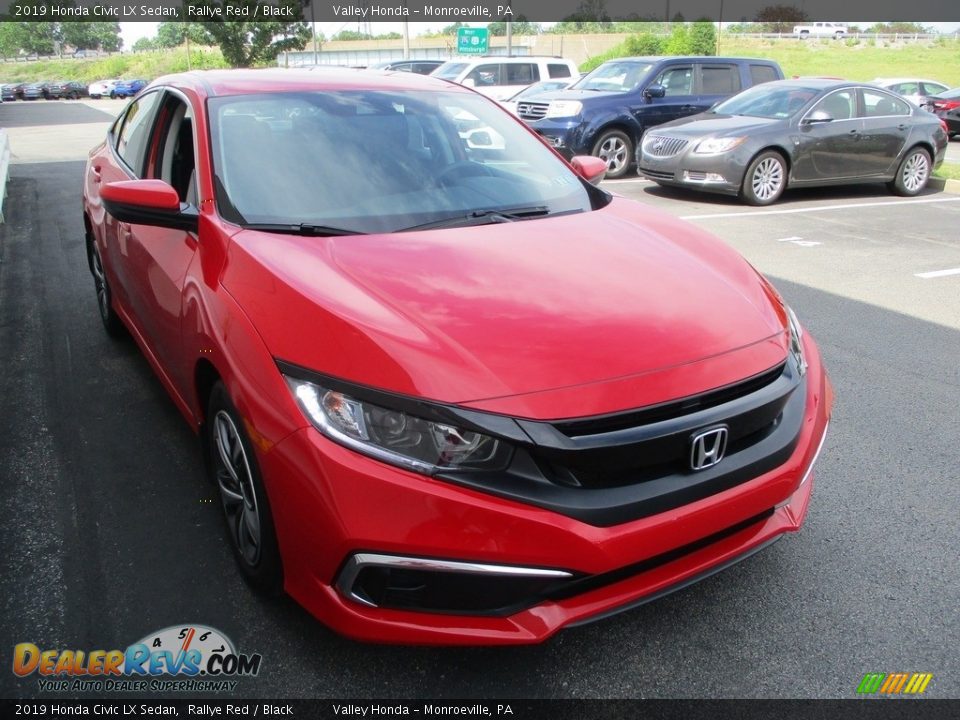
[87,241,125,337]
[592,129,633,179]
[799,31,809,40]
[888,146,931,197]
[740,150,787,206]
[207,382,283,594]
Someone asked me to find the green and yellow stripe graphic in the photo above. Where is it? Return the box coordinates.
[857,672,933,695]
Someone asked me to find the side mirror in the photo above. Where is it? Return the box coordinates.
[802,110,833,125]
[100,179,199,232]
[570,155,607,186]
[643,84,666,100]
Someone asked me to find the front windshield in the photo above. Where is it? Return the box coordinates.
[713,84,820,118]
[577,62,653,93]
[431,63,468,81]
[208,90,596,234]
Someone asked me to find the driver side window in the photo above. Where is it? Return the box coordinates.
[654,66,693,96]
[150,96,197,205]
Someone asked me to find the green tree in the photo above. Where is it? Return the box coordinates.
[192,1,311,67]
[487,20,542,36]
[156,21,211,48]
[689,20,716,55]
[0,23,25,58]
[754,5,808,33]
[132,36,158,52]
[663,22,691,54]
[624,31,664,55]
[332,30,372,41]
[62,22,121,51]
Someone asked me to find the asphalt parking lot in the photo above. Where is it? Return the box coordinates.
[1,100,958,700]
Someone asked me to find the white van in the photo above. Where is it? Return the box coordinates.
[431,56,579,101]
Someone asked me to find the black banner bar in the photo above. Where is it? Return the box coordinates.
[3,700,960,720]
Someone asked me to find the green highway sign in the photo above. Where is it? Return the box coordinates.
[457,27,489,55]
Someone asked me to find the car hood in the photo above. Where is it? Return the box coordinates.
[651,113,785,137]
[529,88,630,105]
[223,198,788,419]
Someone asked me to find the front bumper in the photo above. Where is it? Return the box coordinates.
[261,337,832,645]
[639,150,745,196]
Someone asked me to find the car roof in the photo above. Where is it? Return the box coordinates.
[598,56,777,64]
[872,77,946,84]
[149,68,463,98]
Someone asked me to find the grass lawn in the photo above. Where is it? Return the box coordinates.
[934,161,960,181]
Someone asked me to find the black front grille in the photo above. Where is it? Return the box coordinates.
[556,362,785,437]
[440,357,805,527]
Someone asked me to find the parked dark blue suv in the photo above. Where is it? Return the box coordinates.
[521,56,784,178]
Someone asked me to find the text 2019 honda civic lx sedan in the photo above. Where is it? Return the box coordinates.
[82,69,832,645]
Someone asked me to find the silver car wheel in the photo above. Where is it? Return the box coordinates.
[901,151,929,193]
[214,410,262,566]
[90,246,110,320]
[597,135,628,174]
[752,157,784,201]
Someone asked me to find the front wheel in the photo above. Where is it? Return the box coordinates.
[592,129,633,179]
[889,146,931,196]
[741,151,787,206]
[208,382,283,594]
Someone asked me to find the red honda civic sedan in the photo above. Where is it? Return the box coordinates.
[82,69,832,645]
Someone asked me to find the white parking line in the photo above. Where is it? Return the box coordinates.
[915,267,960,279]
[679,196,960,221]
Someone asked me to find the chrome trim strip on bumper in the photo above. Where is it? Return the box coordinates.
[336,553,573,608]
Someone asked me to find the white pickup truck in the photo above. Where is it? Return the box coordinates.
[793,22,848,39]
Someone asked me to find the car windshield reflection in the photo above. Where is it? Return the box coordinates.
[209,90,594,235]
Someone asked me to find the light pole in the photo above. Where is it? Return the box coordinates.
[311,1,318,65]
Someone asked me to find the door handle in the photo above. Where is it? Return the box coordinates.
[90,165,102,183]
[848,129,860,140]
[897,124,908,131]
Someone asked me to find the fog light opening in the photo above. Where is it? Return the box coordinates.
[336,553,574,616]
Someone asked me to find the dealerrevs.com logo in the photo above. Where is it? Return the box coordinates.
[12,624,262,693]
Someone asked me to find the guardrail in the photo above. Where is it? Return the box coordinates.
[0,128,10,223]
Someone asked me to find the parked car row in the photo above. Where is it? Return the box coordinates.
[2,80,88,100]
[0,78,148,101]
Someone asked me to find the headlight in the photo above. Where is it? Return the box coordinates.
[284,377,512,475]
[693,137,746,154]
[785,305,807,377]
[545,100,582,119]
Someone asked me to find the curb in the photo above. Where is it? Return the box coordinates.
[929,177,960,194]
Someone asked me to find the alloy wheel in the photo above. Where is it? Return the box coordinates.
[597,136,628,174]
[901,152,929,193]
[213,410,262,566]
[751,157,784,202]
[90,246,110,321]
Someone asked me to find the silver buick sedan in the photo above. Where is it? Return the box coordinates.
[637,79,949,205]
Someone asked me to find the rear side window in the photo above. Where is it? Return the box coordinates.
[655,66,694,96]
[749,64,779,86]
[892,82,919,96]
[505,63,538,85]
[861,89,911,117]
[700,65,741,94]
[115,91,162,175]
[548,63,573,79]
[921,82,948,96]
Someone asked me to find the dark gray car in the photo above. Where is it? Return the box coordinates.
[637,79,949,205]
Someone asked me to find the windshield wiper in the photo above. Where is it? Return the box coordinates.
[242,223,363,237]
[399,206,550,232]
